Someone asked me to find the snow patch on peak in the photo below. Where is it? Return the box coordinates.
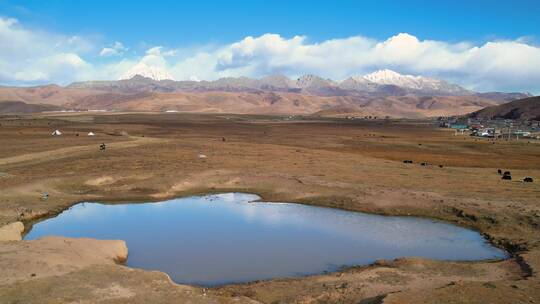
[364,69,413,84]
[361,69,469,94]
[120,63,174,81]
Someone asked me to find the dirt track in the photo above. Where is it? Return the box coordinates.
[0,136,165,167]
[0,112,539,303]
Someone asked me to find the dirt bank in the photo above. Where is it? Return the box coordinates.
[0,221,23,241]
[0,236,128,285]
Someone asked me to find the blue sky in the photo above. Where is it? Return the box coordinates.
[1,0,539,93]
[3,0,539,46]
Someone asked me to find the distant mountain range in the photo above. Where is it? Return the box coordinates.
[68,69,532,100]
[0,70,534,118]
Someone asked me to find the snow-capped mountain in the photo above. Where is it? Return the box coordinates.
[363,69,418,87]
[120,63,174,81]
[67,69,530,101]
[360,69,471,95]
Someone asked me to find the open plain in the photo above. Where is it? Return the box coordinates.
[0,112,539,303]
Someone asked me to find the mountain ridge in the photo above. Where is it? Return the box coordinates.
[67,69,532,100]
[0,70,533,118]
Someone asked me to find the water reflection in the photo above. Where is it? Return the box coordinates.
[25,193,507,286]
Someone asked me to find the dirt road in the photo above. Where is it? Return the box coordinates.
[0,136,166,167]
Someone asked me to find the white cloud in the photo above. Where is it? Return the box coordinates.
[118,46,175,80]
[145,46,163,56]
[99,48,117,57]
[0,17,94,85]
[99,41,127,57]
[206,33,540,92]
[0,15,539,93]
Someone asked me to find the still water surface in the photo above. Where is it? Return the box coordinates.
[25,193,507,286]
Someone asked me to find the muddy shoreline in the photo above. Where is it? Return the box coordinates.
[16,190,519,286]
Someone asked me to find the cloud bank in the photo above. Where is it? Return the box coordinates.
[1,16,539,93]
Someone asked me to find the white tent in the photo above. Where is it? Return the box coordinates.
[51,130,62,136]
[87,132,96,136]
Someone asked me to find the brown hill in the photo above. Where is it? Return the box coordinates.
[60,90,499,118]
[0,100,62,114]
[0,84,501,118]
[0,85,101,106]
[468,96,540,120]
[475,92,532,103]
[312,95,499,118]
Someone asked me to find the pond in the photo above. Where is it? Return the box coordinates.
[24,193,507,286]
